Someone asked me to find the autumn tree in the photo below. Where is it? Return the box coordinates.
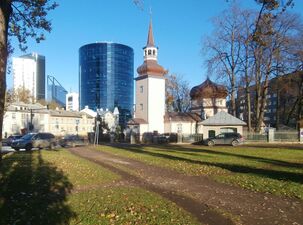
[0,0,58,160]
[165,74,191,113]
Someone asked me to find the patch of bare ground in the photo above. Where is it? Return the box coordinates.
[69,146,303,225]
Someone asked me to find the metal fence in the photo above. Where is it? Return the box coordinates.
[243,132,268,142]
[274,131,299,142]
[181,134,203,143]
[243,130,299,142]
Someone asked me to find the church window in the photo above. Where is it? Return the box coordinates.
[148,50,151,55]
[140,85,143,93]
[153,50,155,55]
[144,50,147,56]
[140,104,143,110]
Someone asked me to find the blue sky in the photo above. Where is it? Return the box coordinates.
[7,0,303,93]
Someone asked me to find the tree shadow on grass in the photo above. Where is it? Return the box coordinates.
[0,151,76,225]
[112,144,303,184]
[157,145,303,169]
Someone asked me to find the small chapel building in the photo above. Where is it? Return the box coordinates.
[127,19,246,142]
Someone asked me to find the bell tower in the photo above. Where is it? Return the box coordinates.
[135,19,167,134]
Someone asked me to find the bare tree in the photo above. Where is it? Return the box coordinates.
[251,11,302,131]
[165,74,191,113]
[203,5,244,116]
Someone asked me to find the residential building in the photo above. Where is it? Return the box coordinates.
[3,102,95,137]
[66,92,79,111]
[12,53,45,101]
[79,42,134,126]
[236,71,303,128]
[47,75,68,107]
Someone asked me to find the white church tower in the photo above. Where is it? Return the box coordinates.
[135,19,167,134]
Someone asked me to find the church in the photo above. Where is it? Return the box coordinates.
[127,20,246,142]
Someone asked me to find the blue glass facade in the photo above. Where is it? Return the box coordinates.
[79,42,134,125]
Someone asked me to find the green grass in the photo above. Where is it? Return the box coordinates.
[69,188,200,225]
[0,149,200,225]
[96,144,303,199]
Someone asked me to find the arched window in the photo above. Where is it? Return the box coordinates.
[144,50,147,56]
[148,50,151,55]
[153,50,155,55]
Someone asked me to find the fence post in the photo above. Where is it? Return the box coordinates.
[177,132,182,143]
[267,128,275,143]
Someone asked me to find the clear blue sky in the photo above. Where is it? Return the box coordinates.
[7,0,303,93]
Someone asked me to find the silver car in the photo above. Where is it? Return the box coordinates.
[11,132,57,151]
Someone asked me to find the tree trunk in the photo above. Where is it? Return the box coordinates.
[245,88,252,131]
[275,89,280,130]
[256,69,270,133]
[231,76,236,116]
[0,1,12,161]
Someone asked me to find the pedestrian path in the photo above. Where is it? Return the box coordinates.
[69,146,303,225]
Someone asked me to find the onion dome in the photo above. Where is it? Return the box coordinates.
[190,78,228,99]
[137,60,166,76]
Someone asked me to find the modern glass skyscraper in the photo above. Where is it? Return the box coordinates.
[47,75,68,107]
[79,42,134,126]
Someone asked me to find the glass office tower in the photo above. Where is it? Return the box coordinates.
[79,42,134,126]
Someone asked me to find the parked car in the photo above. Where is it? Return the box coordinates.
[6,135,23,146]
[204,133,244,146]
[59,135,85,147]
[11,132,57,151]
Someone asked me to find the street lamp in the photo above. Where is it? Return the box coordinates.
[29,105,48,132]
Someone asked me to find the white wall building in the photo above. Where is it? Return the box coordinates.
[66,92,79,111]
[2,102,94,137]
[13,53,45,101]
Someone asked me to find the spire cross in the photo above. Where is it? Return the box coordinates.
[149,7,152,19]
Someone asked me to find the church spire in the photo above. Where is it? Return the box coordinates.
[146,19,155,47]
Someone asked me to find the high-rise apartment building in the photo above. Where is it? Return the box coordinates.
[66,92,79,111]
[79,42,134,126]
[12,52,45,101]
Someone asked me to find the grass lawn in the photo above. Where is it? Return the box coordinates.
[0,149,200,225]
[96,144,303,200]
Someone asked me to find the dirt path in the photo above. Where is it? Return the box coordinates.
[69,146,303,225]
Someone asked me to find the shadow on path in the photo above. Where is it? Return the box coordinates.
[69,148,234,225]
[111,144,303,184]
[0,151,75,225]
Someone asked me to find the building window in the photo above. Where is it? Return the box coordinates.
[148,50,151,55]
[12,113,16,119]
[140,85,143,93]
[140,104,143,111]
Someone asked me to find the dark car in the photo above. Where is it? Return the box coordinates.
[6,135,23,146]
[205,133,244,146]
[11,132,57,151]
[59,135,85,147]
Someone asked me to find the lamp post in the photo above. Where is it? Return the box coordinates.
[29,105,48,132]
